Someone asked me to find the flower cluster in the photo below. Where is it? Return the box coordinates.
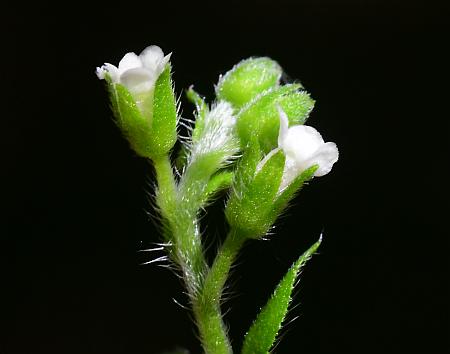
[96,45,339,354]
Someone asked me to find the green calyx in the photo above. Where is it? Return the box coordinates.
[237,84,315,153]
[225,138,319,240]
[105,65,177,159]
[216,57,282,108]
[226,140,285,239]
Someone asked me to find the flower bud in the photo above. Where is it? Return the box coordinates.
[248,108,338,226]
[216,57,282,108]
[236,84,314,153]
[96,45,177,158]
[225,141,286,239]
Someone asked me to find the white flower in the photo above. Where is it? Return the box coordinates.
[96,45,171,94]
[277,107,338,191]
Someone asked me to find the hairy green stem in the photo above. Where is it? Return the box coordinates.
[194,229,245,354]
[152,154,177,219]
[153,154,206,294]
[153,155,242,354]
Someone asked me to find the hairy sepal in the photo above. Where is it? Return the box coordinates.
[237,84,315,153]
[216,57,282,108]
[269,165,318,221]
[186,87,209,143]
[175,87,210,171]
[201,171,234,206]
[112,82,154,158]
[104,68,177,159]
[226,150,285,239]
[150,65,178,157]
[232,137,262,199]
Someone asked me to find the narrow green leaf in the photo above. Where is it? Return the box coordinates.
[241,238,322,354]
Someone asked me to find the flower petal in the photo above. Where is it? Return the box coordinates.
[282,125,324,162]
[277,106,289,147]
[120,67,155,93]
[140,45,165,70]
[96,63,119,82]
[156,53,172,76]
[279,154,301,191]
[309,142,339,176]
[118,52,142,74]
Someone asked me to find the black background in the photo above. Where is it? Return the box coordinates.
[2,0,448,353]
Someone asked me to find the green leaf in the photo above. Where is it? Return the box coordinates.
[150,65,178,157]
[226,150,285,239]
[216,57,282,108]
[241,238,322,354]
[237,85,315,153]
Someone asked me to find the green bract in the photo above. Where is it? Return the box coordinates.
[237,84,315,153]
[242,238,322,354]
[216,57,282,108]
[105,66,177,159]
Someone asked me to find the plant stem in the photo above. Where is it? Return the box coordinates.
[153,155,242,354]
[194,229,245,354]
[153,154,206,295]
[152,154,177,218]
